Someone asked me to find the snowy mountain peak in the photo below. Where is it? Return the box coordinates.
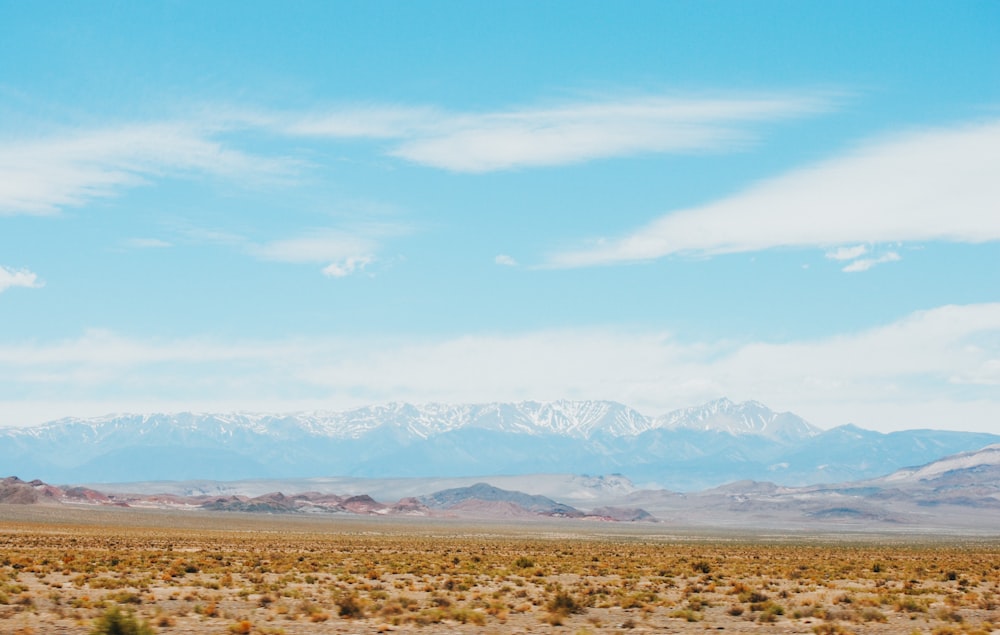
[282,399,649,440]
[654,398,821,442]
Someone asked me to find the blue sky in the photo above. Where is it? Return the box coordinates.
[1,1,998,432]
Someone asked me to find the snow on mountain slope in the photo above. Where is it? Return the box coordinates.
[4,399,999,489]
[5,398,805,443]
[296,400,651,439]
[883,444,1000,482]
[654,397,820,442]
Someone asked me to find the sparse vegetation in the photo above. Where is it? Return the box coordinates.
[0,507,997,634]
[90,606,154,635]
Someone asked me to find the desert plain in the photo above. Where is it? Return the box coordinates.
[1,504,998,635]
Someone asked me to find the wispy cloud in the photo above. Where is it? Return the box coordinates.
[841,251,901,273]
[285,93,835,172]
[0,266,43,293]
[0,122,297,215]
[125,238,172,249]
[494,254,518,267]
[825,244,901,272]
[547,119,1000,268]
[2,304,998,432]
[248,224,406,278]
[0,92,833,215]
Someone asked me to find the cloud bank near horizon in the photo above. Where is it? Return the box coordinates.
[1,302,996,433]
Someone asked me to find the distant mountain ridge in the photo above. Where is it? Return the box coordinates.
[419,482,584,517]
[4,444,1000,532]
[1,398,996,489]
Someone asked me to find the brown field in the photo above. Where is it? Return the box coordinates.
[1,505,998,635]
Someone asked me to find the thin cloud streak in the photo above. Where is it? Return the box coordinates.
[250,231,377,265]
[842,251,901,272]
[248,224,408,278]
[285,93,836,172]
[547,119,1000,267]
[125,238,173,249]
[2,304,997,432]
[0,92,833,215]
[0,122,297,215]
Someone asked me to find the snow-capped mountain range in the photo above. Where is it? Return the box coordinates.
[1,398,997,490]
[13,397,813,441]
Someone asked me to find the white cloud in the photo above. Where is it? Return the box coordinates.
[0,92,832,215]
[2,304,998,433]
[495,254,518,267]
[825,244,868,261]
[548,119,1000,267]
[0,122,296,215]
[249,225,406,277]
[251,230,376,265]
[285,93,834,172]
[323,256,373,278]
[841,251,901,272]
[0,266,43,293]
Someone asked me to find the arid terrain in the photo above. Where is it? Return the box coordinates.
[1,505,998,635]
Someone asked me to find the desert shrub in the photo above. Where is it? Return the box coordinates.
[450,607,486,625]
[794,604,827,619]
[194,601,218,617]
[739,589,769,603]
[757,603,784,623]
[547,590,583,616]
[155,615,175,627]
[543,610,565,626]
[228,620,252,634]
[687,596,709,611]
[894,596,928,613]
[109,591,142,605]
[669,607,702,622]
[337,592,364,618]
[860,607,887,622]
[935,607,963,623]
[90,606,154,635]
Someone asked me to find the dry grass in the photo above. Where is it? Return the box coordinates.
[0,505,998,634]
